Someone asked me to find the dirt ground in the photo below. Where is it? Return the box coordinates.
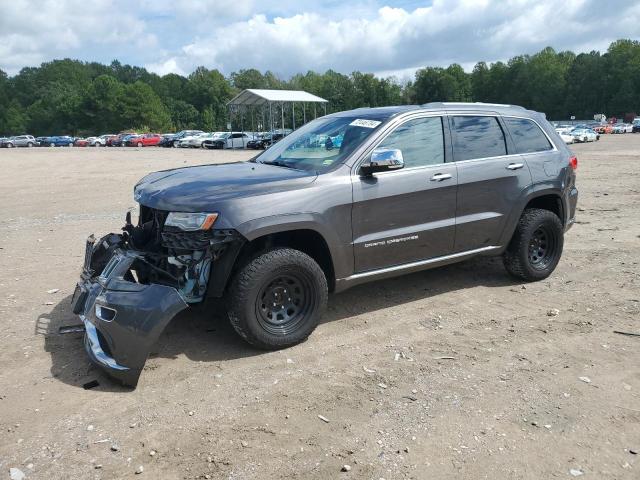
[0,137,638,480]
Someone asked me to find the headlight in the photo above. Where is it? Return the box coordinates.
[165,212,218,231]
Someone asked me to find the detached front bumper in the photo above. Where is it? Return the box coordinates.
[73,240,188,386]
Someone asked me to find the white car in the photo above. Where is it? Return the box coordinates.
[202,132,253,149]
[559,132,574,144]
[177,132,218,148]
[91,134,115,146]
[555,125,574,135]
[570,128,598,143]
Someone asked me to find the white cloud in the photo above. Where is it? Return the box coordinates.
[146,58,187,77]
[0,0,151,74]
[1,0,639,78]
[147,0,640,78]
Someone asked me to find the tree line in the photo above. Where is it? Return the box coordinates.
[0,39,638,136]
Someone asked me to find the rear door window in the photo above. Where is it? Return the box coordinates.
[504,117,552,153]
[450,116,507,161]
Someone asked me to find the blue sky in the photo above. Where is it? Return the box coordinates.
[1,0,638,80]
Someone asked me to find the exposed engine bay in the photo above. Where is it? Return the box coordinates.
[92,205,242,303]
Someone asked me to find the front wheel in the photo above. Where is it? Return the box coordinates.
[137,141,143,147]
[227,248,328,350]
[503,208,564,281]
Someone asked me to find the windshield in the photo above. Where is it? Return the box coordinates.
[255,115,387,172]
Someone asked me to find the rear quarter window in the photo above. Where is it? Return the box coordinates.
[504,117,553,154]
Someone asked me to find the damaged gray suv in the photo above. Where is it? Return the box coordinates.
[72,102,578,386]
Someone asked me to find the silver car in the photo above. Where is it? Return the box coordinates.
[1,135,38,148]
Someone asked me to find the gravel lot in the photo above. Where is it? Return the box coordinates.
[0,137,639,479]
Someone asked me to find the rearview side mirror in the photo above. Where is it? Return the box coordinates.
[360,148,405,175]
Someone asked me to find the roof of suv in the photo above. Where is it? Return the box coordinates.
[330,102,540,120]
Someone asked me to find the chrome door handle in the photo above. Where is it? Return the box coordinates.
[506,163,524,170]
[430,173,452,181]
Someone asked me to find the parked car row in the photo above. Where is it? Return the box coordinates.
[555,125,599,144]
[555,120,637,137]
[1,129,293,149]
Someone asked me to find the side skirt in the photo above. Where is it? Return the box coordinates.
[334,245,501,292]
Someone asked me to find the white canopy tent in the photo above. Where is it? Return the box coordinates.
[228,89,328,107]
[226,89,328,145]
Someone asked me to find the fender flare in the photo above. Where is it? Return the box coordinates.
[498,186,565,248]
[235,212,352,280]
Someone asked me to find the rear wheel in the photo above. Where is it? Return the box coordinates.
[50,143,55,147]
[27,142,33,147]
[137,141,143,147]
[503,208,563,281]
[227,248,328,350]
[6,143,13,148]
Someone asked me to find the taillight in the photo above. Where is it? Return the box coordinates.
[569,155,578,170]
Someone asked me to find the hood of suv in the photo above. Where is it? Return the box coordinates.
[134,161,317,211]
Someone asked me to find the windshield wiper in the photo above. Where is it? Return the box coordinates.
[261,160,300,170]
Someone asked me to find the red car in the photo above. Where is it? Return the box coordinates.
[74,138,91,147]
[126,133,162,147]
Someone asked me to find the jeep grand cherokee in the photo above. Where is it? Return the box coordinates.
[72,102,578,386]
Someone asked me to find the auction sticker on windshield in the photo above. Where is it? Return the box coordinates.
[350,119,382,128]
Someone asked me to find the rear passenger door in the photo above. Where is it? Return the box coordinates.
[502,116,560,181]
[450,114,532,253]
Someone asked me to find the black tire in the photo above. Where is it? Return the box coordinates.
[227,248,328,350]
[27,142,33,147]
[503,208,564,281]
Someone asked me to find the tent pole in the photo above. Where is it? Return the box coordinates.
[251,106,255,140]
[269,102,273,136]
[240,109,244,149]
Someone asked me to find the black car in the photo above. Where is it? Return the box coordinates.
[73,102,578,386]
[246,132,286,149]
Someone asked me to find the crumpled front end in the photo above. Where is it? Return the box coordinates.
[74,244,188,386]
[72,207,244,386]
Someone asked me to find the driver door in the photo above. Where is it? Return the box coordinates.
[351,116,458,273]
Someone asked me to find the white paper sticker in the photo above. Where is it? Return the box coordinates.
[349,119,381,128]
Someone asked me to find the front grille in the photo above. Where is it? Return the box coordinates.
[162,228,213,250]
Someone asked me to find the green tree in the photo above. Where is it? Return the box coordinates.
[186,67,233,129]
[119,81,172,131]
[604,40,640,116]
[82,74,126,133]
